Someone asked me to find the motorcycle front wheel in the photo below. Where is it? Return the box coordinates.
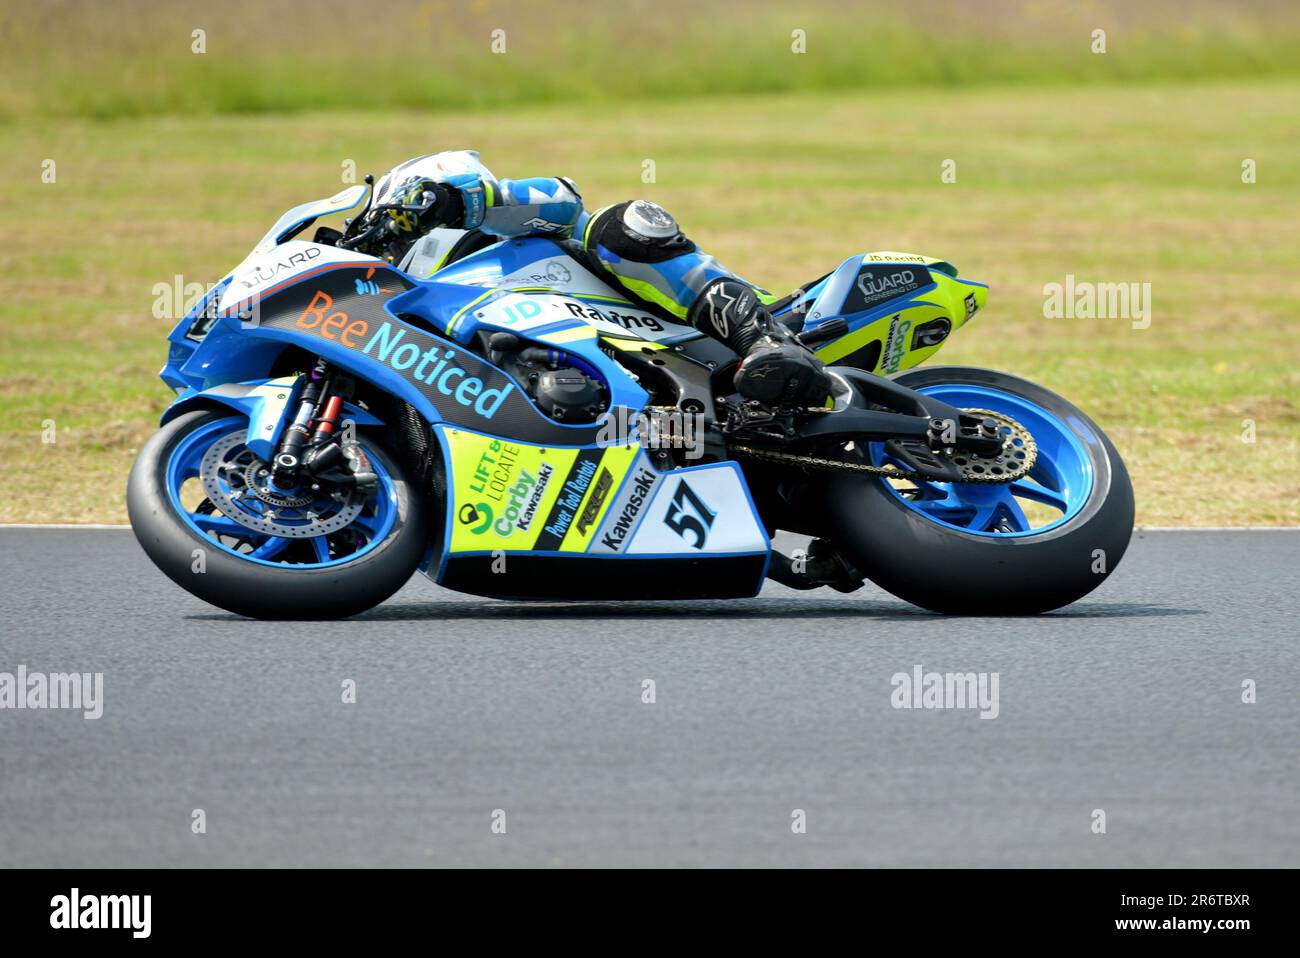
[127,409,427,619]
[823,366,1135,615]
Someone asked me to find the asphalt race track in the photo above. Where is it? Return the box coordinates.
[1,528,1296,867]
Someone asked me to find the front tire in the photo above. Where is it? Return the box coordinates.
[823,366,1134,614]
[128,409,427,619]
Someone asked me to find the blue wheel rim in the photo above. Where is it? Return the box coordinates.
[165,415,399,568]
[869,384,1095,539]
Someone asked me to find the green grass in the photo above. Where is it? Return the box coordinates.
[1,79,1297,524]
[5,0,1300,119]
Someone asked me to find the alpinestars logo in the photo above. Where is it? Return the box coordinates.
[705,286,751,339]
[708,299,731,338]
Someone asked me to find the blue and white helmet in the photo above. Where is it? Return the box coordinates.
[372,150,495,208]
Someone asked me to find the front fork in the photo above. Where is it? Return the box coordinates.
[269,360,375,492]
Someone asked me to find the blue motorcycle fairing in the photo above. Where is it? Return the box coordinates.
[384,281,648,413]
[166,260,649,450]
[429,237,708,347]
[424,236,596,295]
[769,273,833,324]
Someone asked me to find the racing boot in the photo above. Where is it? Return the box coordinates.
[687,277,832,408]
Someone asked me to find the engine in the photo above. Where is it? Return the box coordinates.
[486,331,608,423]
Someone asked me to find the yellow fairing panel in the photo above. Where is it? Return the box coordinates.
[443,426,640,554]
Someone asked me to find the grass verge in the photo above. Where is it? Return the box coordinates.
[1,80,1296,524]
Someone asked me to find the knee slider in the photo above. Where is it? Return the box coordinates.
[587,200,694,263]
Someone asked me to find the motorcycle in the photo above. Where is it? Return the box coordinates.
[128,181,1134,618]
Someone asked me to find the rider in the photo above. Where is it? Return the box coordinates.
[358,150,831,409]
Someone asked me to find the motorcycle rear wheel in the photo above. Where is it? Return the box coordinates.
[823,366,1134,614]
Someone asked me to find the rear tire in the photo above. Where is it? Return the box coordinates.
[823,366,1134,614]
[128,409,427,619]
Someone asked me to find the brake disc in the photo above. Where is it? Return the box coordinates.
[729,407,1038,484]
[199,431,365,538]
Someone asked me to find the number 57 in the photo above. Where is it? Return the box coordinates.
[663,480,716,549]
